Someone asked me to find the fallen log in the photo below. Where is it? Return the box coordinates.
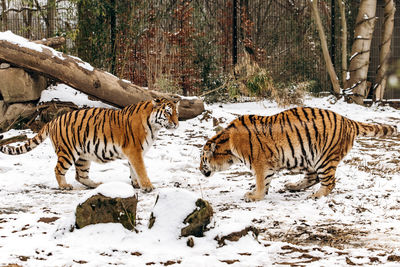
[33,36,66,48]
[0,31,204,120]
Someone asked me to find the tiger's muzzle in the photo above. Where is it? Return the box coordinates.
[166,122,179,130]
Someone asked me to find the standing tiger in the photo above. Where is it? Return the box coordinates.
[200,107,397,202]
[0,98,179,191]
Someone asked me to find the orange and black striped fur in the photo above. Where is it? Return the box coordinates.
[200,107,397,201]
[0,98,179,191]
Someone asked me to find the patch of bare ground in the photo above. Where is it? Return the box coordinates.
[344,136,400,175]
[260,223,368,250]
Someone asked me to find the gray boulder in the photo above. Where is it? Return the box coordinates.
[0,68,47,103]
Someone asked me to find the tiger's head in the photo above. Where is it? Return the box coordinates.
[200,134,237,177]
[150,98,179,130]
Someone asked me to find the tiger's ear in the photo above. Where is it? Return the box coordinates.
[152,98,163,107]
[210,142,216,153]
[205,142,216,157]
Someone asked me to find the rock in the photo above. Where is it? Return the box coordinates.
[75,194,137,231]
[178,99,205,121]
[181,198,213,237]
[0,63,10,69]
[215,226,260,247]
[186,237,195,247]
[148,189,213,238]
[0,101,36,132]
[0,68,47,103]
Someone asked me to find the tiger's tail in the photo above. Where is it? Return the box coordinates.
[357,121,398,137]
[0,124,50,155]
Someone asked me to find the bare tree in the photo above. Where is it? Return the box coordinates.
[345,0,377,104]
[309,0,341,96]
[337,0,348,86]
[373,0,396,101]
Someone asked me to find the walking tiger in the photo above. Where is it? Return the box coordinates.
[0,98,179,191]
[200,107,397,202]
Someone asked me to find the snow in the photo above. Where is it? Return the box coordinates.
[0,31,96,71]
[149,188,199,240]
[0,31,43,53]
[82,182,136,201]
[1,87,400,266]
[39,83,112,108]
[349,52,359,61]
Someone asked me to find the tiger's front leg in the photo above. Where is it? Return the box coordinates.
[244,166,273,202]
[125,148,154,192]
[128,162,140,189]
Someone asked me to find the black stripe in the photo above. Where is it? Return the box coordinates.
[285,132,295,158]
[318,109,327,146]
[302,108,310,122]
[303,122,314,160]
[250,117,266,154]
[240,116,253,162]
[293,125,306,160]
[285,113,294,132]
[218,138,229,144]
[147,117,154,139]
[290,108,302,121]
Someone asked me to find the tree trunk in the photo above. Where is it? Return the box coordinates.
[309,0,341,96]
[47,0,56,37]
[337,0,348,86]
[1,0,7,31]
[345,0,377,104]
[373,0,395,101]
[0,33,204,120]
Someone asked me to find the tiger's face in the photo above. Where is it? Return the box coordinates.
[151,98,179,130]
[200,140,235,177]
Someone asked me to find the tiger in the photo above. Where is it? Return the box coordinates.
[0,98,179,191]
[200,107,397,202]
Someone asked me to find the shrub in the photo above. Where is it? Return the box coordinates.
[154,75,182,95]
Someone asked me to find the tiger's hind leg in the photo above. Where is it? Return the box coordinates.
[285,172,319,192]
[311,162,339,198]
[74,158,101,188]
[54,152,74,190]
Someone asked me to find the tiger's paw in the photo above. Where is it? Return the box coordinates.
[140,183,154,193]
[309,191,326,199]
[59,183,73,190]
[89,181,102,188]
[309,187,332,199]
[284,182,302,192]
[244,191,264,202]
[130,178,140,189]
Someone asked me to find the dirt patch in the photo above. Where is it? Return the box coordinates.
[261,223,369,250]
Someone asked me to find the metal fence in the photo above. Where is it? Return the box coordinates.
[1,0,398,98]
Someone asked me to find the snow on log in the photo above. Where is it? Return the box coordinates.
[0,31,204,120]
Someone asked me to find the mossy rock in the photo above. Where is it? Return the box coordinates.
[75,194,137,231]
[181,199,213,237]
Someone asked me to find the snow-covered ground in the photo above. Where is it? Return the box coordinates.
[1,85,400,266]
